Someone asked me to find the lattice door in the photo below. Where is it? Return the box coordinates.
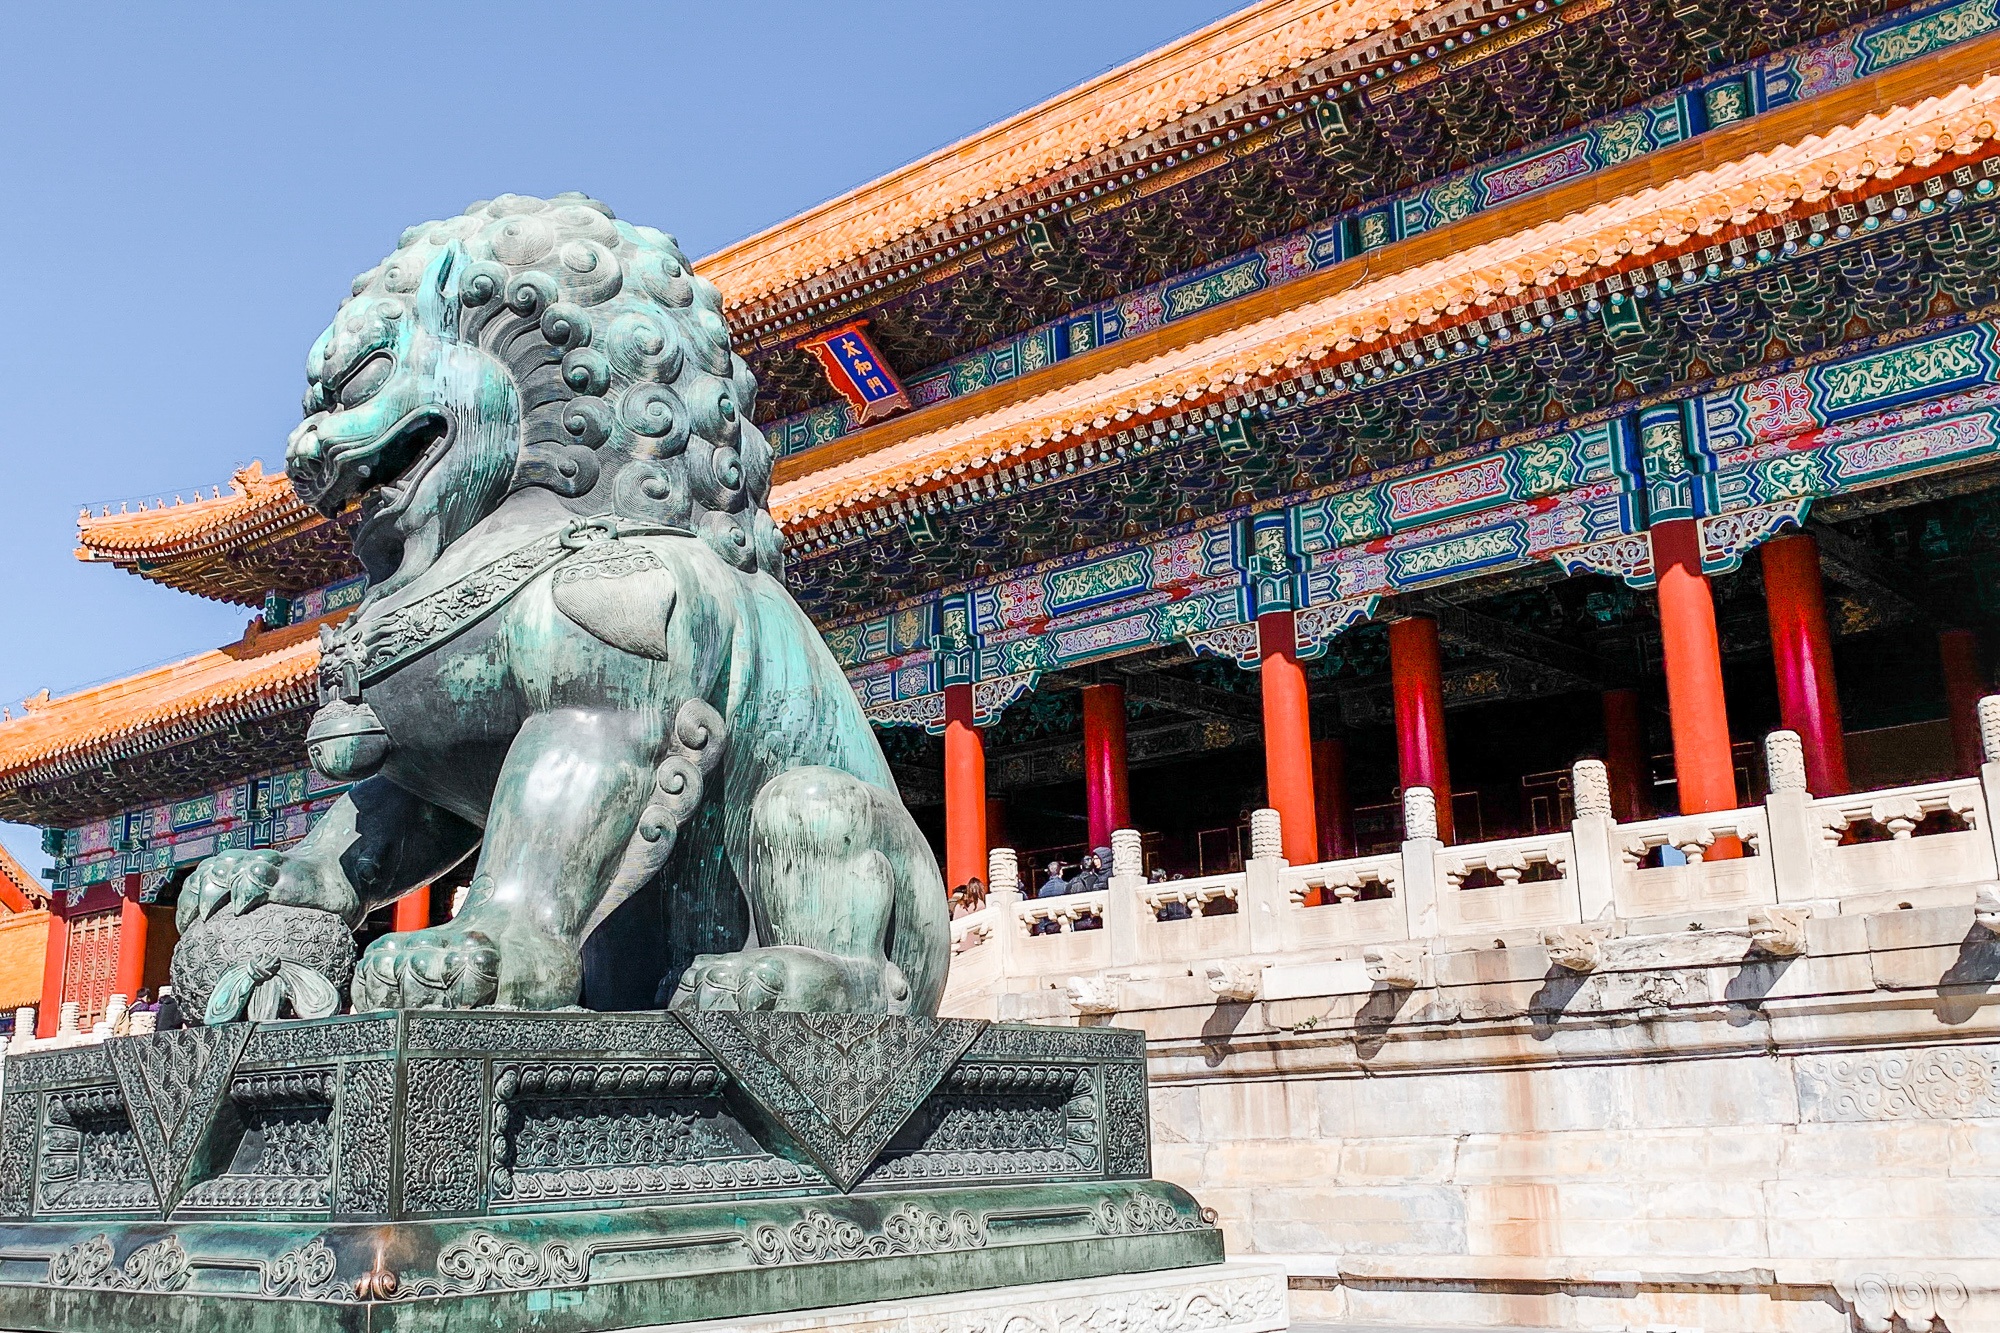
[60,910,121,1029]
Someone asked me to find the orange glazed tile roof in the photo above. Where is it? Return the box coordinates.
[0,615,333,789]
[0,846,45,913]
[697,0,1457,312]
[770,42,2000,525]
[77,460,314,564]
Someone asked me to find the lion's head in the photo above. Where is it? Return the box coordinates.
[286,193,777,595]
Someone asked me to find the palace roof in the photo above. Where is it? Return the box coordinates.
[77,462,359,606]
[0,847,46,914]
[700,0,1453,316]
[770,43,2000,528]
[0,614,330,807]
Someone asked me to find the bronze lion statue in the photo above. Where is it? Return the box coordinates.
[175,194,947,1018]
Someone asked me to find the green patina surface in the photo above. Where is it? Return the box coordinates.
[171,193,949,1022]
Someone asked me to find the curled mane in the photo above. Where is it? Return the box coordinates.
[332,192,779,577]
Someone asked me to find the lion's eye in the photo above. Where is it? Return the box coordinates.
[337,351,395,409]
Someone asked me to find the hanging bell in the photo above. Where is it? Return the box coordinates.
[306,699,393,782]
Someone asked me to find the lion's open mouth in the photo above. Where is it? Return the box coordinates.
[344,413,453,581]
[292,408,449,519]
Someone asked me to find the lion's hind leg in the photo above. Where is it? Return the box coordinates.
[669,766,946,1015]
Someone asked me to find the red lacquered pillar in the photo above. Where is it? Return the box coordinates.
[1941,628,1986,776]
[35,910,67,1039]
[1762,532,1850,795]
[1652,518,1740,821]
[1601,688,1648,822]
[113,886,149,1001]
[1389,615,1454,844]
[1257,610,1319,864]
[943,683,988,892]
[1080,683,1131,851]
[393,884,433,933]
[1313,736,1355,861]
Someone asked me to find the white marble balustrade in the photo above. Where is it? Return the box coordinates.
[944,698,2000,1018]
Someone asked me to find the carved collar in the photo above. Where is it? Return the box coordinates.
[319,515,689,700]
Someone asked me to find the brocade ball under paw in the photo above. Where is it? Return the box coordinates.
[169,904,356,1025]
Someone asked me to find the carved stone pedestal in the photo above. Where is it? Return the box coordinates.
[0,1011,1222,1332]
[664,1261,1290,1333]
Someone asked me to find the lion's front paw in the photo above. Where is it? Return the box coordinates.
[177,847,355,932]
[668,946,911,1014]
[351,924,500,1011]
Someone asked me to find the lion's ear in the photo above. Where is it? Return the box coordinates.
[550,543,677,660]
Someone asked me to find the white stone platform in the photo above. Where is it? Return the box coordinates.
[635,1262,1289,1333]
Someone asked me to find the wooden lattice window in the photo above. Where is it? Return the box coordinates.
[60,910,121,1030]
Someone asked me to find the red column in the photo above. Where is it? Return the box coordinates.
[1652,518,1738,815]
[1941,628,1986,776]
[1761,533,1850,795]
[1389,615,1454,843]
[35,911,67,1039]
[1313,737,1354,861]
[113,889,149,1001]
[1080,683,1131,851]
[943,683,988,892]
[393,885,433,933]
[1601,688,1648,822]
[1257,610,1319,864]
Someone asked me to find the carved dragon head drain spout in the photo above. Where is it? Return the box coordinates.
[177,194,949,1021]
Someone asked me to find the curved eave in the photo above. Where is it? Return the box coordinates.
[0,618,334,796]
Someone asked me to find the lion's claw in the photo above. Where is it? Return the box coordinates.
[178,850,283,930]
[350,924,500,1011]
[668,945,911,1015]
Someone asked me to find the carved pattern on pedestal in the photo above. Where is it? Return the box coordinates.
[746,1203,987,1266]
[871,1063,1099,1184]
[38,1087,157,1214]
[967,1025,1143,1061]
[683,1013,984,1190]
[1799,1046,2000,1121]
[390,1230,590,1299]
[260,1238,345,1300]
[335,1059,395,1216]
[405,1013,706,1057]
[47,1234,189,1293]
[105,1023,253,1215]
[0,1092,37,1217]
[246,1017,398,1064]
[401,1059,485,1215]
[1100,1063,1152,1178]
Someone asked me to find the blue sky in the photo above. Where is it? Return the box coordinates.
[0,1,1237,877]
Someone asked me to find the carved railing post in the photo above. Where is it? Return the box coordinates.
[1244,808,1290,955]
[8,1005,33,1053]
[1980,695,2000,871]
[1106,829,1145,969]
[986,846,1024,990]
[1763,729,1821,904]
[1399,787,1441,940]
[1569,759,1617,921]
